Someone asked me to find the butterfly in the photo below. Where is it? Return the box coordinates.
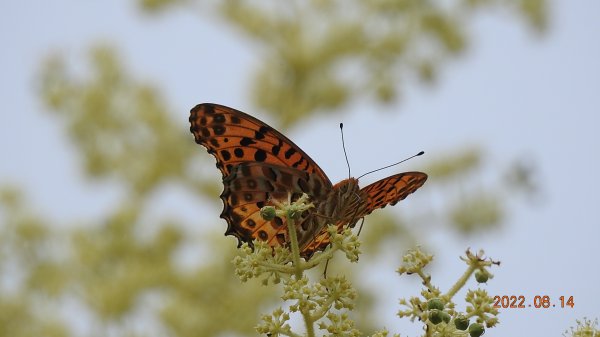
[189,103,427,259]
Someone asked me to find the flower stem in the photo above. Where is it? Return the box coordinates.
[286,214,316,337]
[286,215,303,279]
[445,265,476,299]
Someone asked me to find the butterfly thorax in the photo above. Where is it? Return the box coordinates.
[295,178,368,253]
[323,178,368,225]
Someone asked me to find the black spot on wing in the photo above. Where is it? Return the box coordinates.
[272,145,281,156]
[285,148,296,159]
[213,113,225,123]
[240,137,256,146]
[292,157,305,169]
[297,178,309,193]
[213,125,225,135]
[220,150,231,161]
[204,105,215,114]
[234,148,244,158]
[259,126,270,134]
[254,149,267,162]
[254,129,265,140]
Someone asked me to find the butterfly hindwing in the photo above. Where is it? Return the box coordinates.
[221,162,332,251]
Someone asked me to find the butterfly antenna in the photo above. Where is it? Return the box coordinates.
[357,151,425,180]
[340,123,351,179]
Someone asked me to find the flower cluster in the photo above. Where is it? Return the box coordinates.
[397,248,500,337]
[232,194,507,337]
[564,317,600,337]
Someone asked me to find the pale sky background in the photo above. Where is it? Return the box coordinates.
[1,0,599,336]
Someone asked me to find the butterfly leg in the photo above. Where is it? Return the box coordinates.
[322,258,331,279]
[356,217,366,236]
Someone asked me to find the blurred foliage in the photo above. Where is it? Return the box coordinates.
[0,0,546,336]
[40,48,196,195]
[0,184,275,337]
[137,0,547,126]
[0,187,71,337]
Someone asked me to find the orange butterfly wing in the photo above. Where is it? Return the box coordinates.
[189,103,333,250]
[300,172,428,256]
[361,172,428,215]
[190,103,329,178]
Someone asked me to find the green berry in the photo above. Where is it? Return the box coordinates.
[441,312,451,324]
[475,271,489,283]
[454,316,469,330]
[260,206,276,221]
[429,310,443,325]
[469,323,485,337]
[427,298,444,311]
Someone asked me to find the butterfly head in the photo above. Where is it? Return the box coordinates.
[332,177,360,194]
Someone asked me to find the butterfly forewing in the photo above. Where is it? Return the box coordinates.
[361,172,428,215]
[190,104,331,179]
[190,103,333,252]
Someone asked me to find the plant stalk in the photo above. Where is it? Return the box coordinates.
[286,214,316,337]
